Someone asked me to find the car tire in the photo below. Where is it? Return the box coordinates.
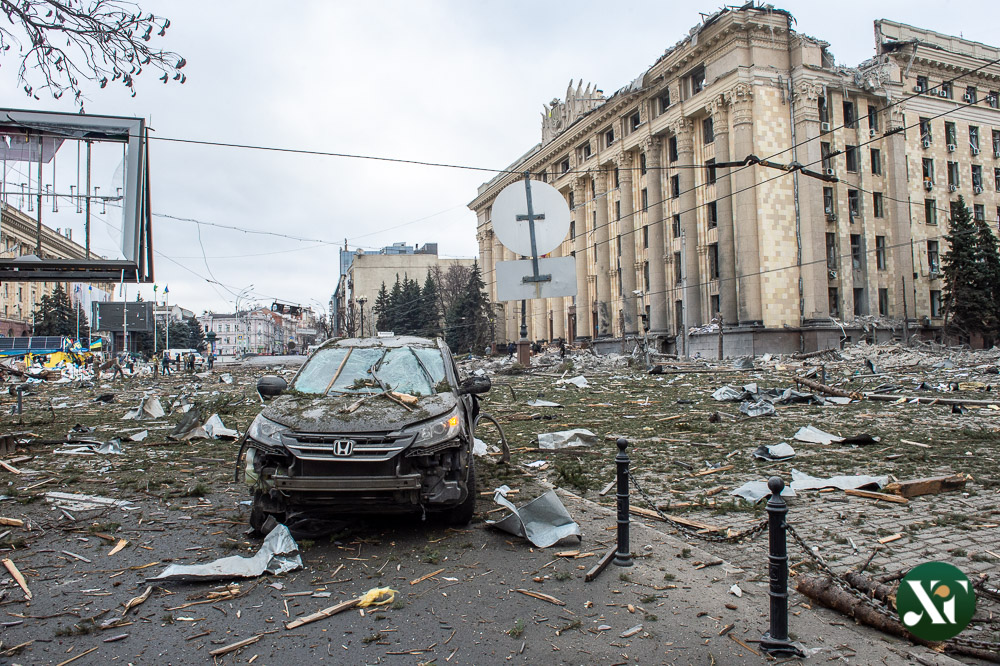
[249,490,284,536]
[442,459,476,526]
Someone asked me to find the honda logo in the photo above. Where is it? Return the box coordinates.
[332,440,355,456]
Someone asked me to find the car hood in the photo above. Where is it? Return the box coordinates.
[261,391,459,433]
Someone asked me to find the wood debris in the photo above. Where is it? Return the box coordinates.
[2,558,31,599]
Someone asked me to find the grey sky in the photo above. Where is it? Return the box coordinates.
[2,0,993,316]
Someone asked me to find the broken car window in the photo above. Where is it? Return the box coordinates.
[292,345,446,396]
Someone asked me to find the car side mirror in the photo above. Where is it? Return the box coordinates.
[257,375,287,399]
[458,375,491,395]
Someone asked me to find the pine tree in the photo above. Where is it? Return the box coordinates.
[420,271,442,339]
[445,261,491,353]
[33,284,75,336]
[387,274,403,333]
[185,316,207,351]
[399,274,422,335]
[974,214,1000,346]
[942,196,992,342]
[373,282,390,335]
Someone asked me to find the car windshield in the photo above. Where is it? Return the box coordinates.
[292,345,449,396]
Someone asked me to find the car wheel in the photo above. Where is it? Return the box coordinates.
[249,490,284,536]
[442,459,476,526]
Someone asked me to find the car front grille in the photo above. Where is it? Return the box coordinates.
[282,432,414,462]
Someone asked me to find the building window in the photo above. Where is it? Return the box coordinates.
[875,235,886,270]
[965,86,977,103]
[867,105,879,132]
[672,214,681,238]
[878,288,888,315]
[638,153,647,176]
[707,201,718,228]
[592,210,596,230]
[705,159,717,184]
[629,110,642,133]
[657,88,671,114]
[995,167,1000,192]
[644,262,650,290]
[925,199,937,225]
[989,91,1000,109]
[668,136,678,162]
[994,130,1000,156]
[641,188,648,212]
[927,240,939,273]
[616,235,622,256]
[560,158,570,174]
[922,158,934,184]
[843,101,857,129]
[579,142,592,161]
[950,200,962,221]
[708,243,719,279]
[673,253,681,284]
[854,288,867,316]
[974,204,985,222]
[671,175,680,199]
[823,187,835,217]
[821,142,832,171]
[642,225,648,248]
[604,127,615,147]
[848,189,860,219]
[873,192,884,218]
[851,234,863,270]
[688,65,706,95]
[615,200,621,221]
[871,148,882,176]
[829,287,840,318]
[930,290,942,317]
[703,116,714,144]
[569,221,575,240]
[919,117,932,142]
[970,126,980,152]
[972,164,983,191]
[826,232,838,268]
[941,81,953,99]
[614,167,620,188]
[915,76,928,93]
[845,145,858,172]
[818,96,828,123]
[945,122,957,146]
[948,161,960,188]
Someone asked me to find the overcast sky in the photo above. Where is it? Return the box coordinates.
[2,0,994,317]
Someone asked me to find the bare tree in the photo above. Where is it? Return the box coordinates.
[1,0,186,108]
[429,264,472,322]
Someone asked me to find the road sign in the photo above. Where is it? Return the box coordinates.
[495,257,577,302]
[491,179,570,257]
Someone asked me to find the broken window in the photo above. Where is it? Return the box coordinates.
[826,232,838,269]
[703,116,714,144]
[707,201,718,229]
[925,199,937,225]
[629,110,641,132]
[657,88,671,114]
[919,117,932,142]
[878,288,888,315]
[973,165,983,191]
[875,235,886,270]
[970,126,980,152]
[671,175,680,199]
[845,145,859,172]
[706,159,717,184]
[708,243,719,279]
[867,105,879,132]
[873,192,884,218]
[930,290,942,317]
[672,214,681,239]
[848,190,860,219]
[870,148,882,176]
[843,101,857,129]
[605,127,615,147]
[927,240,940,273]
[688,65,706,95]
[851,234,863,270]
[829,287,840,317]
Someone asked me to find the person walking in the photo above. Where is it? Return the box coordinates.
[111,353,125,380]
[208,352,215,370]
[559,338,566,358]
[162,350,171,375]
[507,341,515,358]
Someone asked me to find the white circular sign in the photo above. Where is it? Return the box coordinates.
[491,179,571,257]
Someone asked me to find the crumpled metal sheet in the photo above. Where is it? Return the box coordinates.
[487,486,581,548]
[730,481,796,503]
[527,399,562,407]
[123,395,165,420]
[793,425,844,444]
[149,524,302,582]
[752,442,796,461]
[555,375,589,389]
[790,469,888,492]
[203,414,239,440]
[54,440,123,455]
[537,428,598,449]
[45,492,136,512]
[740,399,775,417]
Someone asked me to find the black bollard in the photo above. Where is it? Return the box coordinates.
[16,386,23,415]
[760,476,803,656]
[613,438,633,567]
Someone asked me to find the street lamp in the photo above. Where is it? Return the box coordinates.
[357,296,368,338]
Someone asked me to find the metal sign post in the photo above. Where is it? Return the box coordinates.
[517,173,551,364]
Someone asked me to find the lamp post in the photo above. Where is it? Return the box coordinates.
[234,285,254,357]
[357,296,367,337]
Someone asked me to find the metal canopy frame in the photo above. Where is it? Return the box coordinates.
[0,108,154,282]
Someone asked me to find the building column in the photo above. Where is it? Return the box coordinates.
[708,96,737,324]
[728,83,763,325]
[886,105,913,322]
[572,179,592,341]
[643,136,669,334]
[551,238,567,341]
[593,168,612,337]
[503,244,519,342]
[479,227,494,303]
[673,118,702,328]
[791,81,829,325]
[616,152,639,336]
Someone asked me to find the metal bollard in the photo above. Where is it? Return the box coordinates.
[613,437,633,567]
[760,476,803,656]
[16,386,23,415]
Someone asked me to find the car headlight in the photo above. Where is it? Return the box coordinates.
[408,409,462,448]
[247,414,288,447]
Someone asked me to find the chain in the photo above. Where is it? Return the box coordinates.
[627,470,768,544]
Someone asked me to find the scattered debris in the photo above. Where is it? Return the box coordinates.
[150,523,302,581]
[793,425,844,445]
[122,395,165,420]
[883,474,968,498]
[537,428,598,449]
[44,492,136,512]
[752,442,796,461]
[2,558,31,599]
[555,375,589,389]
[487,486,581,548]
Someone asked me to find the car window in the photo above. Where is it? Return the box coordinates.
[413,348,447,389]
[292,345,447,395]
[292,347,351,394]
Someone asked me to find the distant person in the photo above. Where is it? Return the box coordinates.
[208,352,215,369]
[507,341,515,358]
[111,353,125,380]
[559,338,566,358]
[161,350,171,375]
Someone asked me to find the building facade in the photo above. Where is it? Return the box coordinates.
[1,202,113,337]
[468,7,1000,355]
[334,242,474,337]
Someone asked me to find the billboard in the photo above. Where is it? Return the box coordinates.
[91,301,154,333]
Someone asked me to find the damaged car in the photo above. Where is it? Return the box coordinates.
[238,335,490,534]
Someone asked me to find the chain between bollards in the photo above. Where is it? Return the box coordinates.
[613,437,632,567]
[760,476,804,657]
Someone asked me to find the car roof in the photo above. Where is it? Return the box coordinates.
[320,336,442,350]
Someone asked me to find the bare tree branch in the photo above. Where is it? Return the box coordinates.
[0,0,185,109]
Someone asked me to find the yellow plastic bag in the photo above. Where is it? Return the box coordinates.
[356,587,397,608]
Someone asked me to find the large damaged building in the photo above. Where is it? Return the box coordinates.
[468,5,1000,355]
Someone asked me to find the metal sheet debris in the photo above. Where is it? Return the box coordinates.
[44,492,136,512]
[54,440,123,455]
[753,442,796,461]
[527,399,562,407]
[790,469,888,492]
[150,523,302,581]
[740,399,775,417]
[555,375,589,388]
[203,414,238,440]
[537,428,598,449]
[793,425,845,445]
[731,481,796,503]
[122,395,165,420]
[487,486,581,548]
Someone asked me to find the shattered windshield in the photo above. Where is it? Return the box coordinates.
[292,345,449,396]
